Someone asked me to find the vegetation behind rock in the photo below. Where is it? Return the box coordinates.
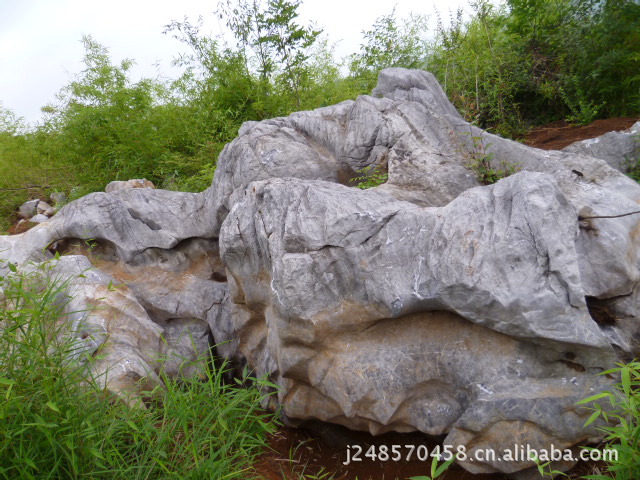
[0,0,638,230]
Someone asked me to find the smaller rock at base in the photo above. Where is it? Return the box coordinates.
[43,207,57,217]
[36,201,52,215]
[18,199,39,219]
[105,179,156,193]
[29,214,49,224]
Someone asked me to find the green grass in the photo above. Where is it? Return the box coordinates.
[0,262,278,479]
[576,360,640,480]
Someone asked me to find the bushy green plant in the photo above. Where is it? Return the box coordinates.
[429,0,640,135]
[0,105,76,232]
[352,165,388,189]
[349,9,429,92]
[462,132,519,185]
[574,360,640,480]
[429,0,528,137]
[43,36,212,193]
[0,262,278,479]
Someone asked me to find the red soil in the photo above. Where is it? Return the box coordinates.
[522,117,638,151]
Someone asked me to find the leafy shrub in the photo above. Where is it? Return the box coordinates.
[349,9,429,92]
[429,0,640,136]
[0,106,76,232]
[461,132,519,185]
[429,0,528,137]
[575,360,640,480]
[352,165,388,189]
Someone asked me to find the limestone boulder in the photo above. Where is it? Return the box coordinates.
[36,200,52,215]
[0,188,229,400]
[1,68,639,478]
[29,214,49,223]
[219,176,617,474]
[563,120,640,173]
[210,69,640,476]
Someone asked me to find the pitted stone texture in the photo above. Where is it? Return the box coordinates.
[220,176,619,474]
[0,189,227,401]
[0,188,213,273]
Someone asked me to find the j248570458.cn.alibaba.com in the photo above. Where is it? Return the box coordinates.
[342,443,618,465]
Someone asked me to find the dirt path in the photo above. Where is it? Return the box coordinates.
[522,117,638,150]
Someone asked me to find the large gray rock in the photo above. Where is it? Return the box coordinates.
[0,188,228,401]
[1,69,639,477]
[563,121,640,173]
[219,176,617,475]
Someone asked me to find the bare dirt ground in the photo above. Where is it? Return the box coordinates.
[522,116,638,150]
[251,425,509,480]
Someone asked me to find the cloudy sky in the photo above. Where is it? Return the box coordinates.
[0,0,475,124]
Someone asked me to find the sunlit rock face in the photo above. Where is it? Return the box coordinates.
[2,68,639,477]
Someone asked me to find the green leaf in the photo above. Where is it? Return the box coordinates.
[46,401,60,413]
[621,366,631,396]
[23,458,39,471]
[576,392,610,405]
[584,409,603,427]
[89,448,105,460]
[8,262,17,273]
[434,457,454,477]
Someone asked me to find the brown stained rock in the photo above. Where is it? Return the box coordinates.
[105,178,156,193]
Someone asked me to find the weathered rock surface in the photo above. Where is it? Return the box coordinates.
[2,68,640,477]
[29,213,49,223]
[18,199,40,219]
[563,120,640,173]
[36,200,52,215]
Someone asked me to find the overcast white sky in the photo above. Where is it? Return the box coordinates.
[0,0,476,125]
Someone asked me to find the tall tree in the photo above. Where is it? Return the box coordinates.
[218,0,321,108]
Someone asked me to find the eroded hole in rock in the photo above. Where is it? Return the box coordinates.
[558,359,586,372]
[47,237,119,263]
[211,271,227,282]
[557,351,586,372]
[301,419,436,451]
[586,296,617,326]
[127,237,224,275]
[338,165,360,186]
